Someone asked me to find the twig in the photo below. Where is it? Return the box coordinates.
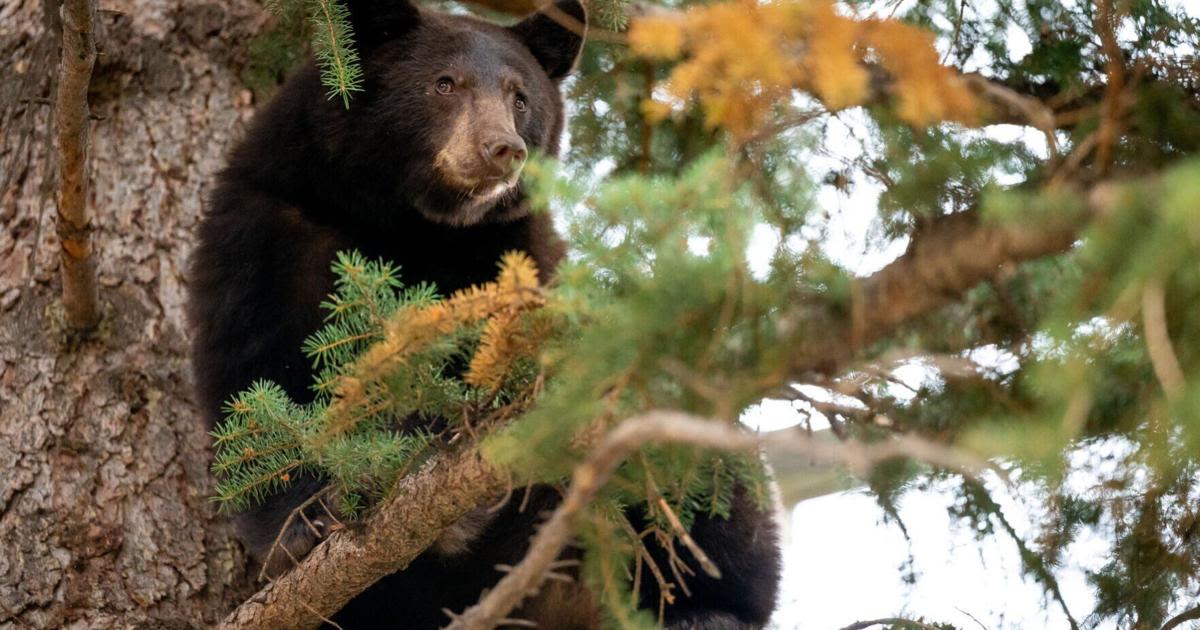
[784,387,871,420]
[1050,132,1099,186]
[444,411,995,630]
[54,0,101,334]
[1094,0,1127,175]
[941,0,969,65]
[980,486,1080,630]
[955,606,989,630]
[961,73,1060,156]
[297,599,344,630]
[258,486,336,583]
[655,497,720,579]
[617,515,675,609]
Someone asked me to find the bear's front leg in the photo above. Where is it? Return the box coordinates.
[234,472,339,578]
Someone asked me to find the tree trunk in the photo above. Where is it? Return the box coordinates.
[1,0,269,625]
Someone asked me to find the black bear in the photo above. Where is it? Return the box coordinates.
[187,0,780,627]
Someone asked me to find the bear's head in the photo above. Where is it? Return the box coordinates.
[316,0,587,227]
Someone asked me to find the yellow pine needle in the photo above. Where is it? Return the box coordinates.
[318,251,546,441]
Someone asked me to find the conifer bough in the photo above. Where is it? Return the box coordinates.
[217,176,1128,630]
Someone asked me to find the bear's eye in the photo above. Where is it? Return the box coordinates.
[435,77,455,95]
[514,93,528,112]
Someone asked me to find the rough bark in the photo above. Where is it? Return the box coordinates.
[218,450,505,630]
[1,0,268,626]
[788,183,1118,377]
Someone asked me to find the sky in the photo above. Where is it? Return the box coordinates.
[764,465,1114,629]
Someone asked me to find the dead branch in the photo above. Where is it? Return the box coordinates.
[960,73,1060,153]
[654,497,720,579]
[217,449,504,630]
[258,486,338,582]
[54,0,101,333]
[444,410,995,630]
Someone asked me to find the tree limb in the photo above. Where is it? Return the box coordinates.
[1141,280,1185,399]
[217,449,505,630]
[820,182,1124,371]
[217,405,992,630]
[54,0,101,333]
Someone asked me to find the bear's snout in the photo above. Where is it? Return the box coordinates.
[480,134,527,179]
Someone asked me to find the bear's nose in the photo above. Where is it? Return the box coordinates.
[481,135,528,176]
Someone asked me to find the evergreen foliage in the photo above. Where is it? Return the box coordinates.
[223,0,1200,626]
[212,252,442,514]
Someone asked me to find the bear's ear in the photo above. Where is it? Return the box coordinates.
[509,0,587,80]
[345,0,421,52]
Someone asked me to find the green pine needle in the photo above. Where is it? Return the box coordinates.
[308,0,363,107]
[263,0,364,107]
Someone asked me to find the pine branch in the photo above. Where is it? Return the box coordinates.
[308,0,363,107]
[262,0,363,107]
[54,0,100,334]
[318,253,543,442]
